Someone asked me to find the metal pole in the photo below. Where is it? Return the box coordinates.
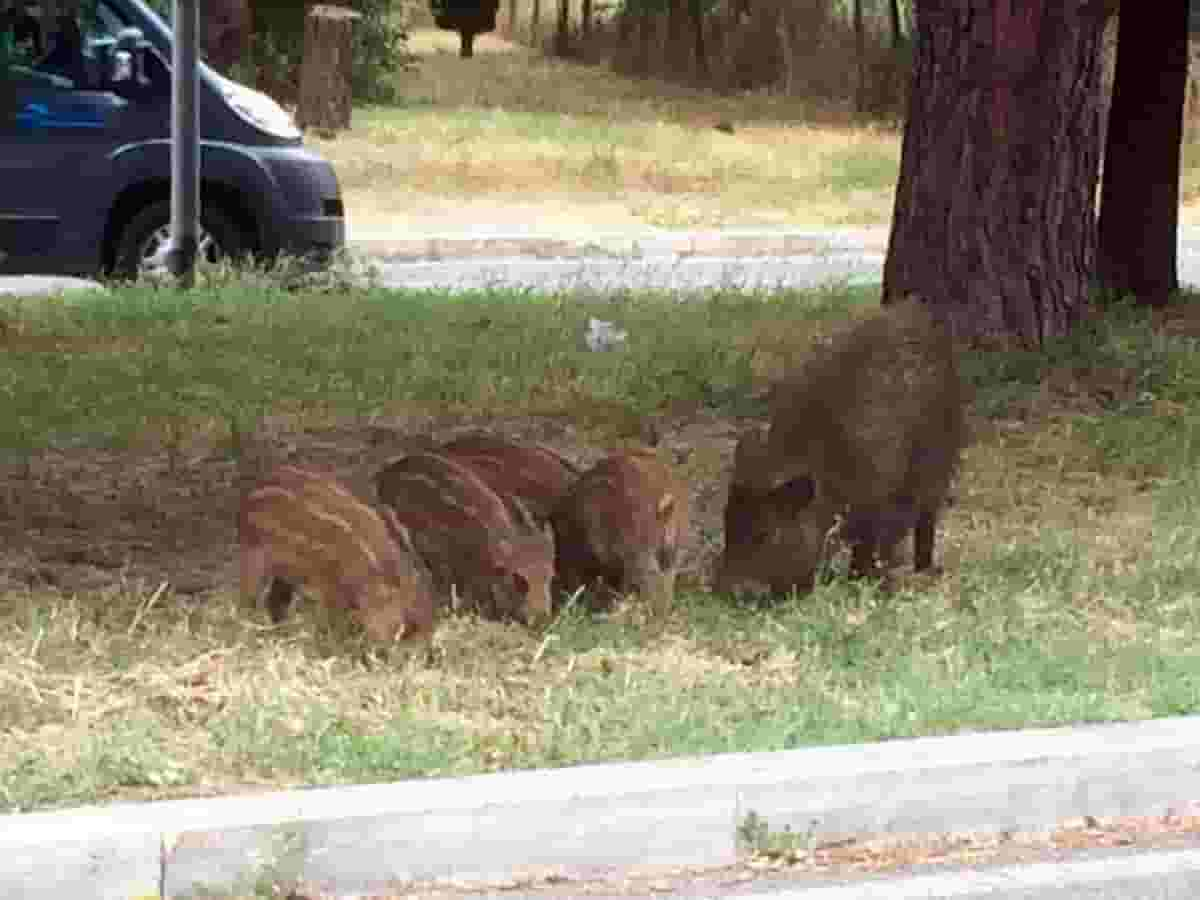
[167,0,200,286]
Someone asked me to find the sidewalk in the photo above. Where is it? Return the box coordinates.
[5,715,1200,899]
[345,224,893,263]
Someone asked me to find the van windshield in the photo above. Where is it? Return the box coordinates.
[2,0,168,98]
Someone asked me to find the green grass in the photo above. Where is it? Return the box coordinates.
[5,281,1200,813]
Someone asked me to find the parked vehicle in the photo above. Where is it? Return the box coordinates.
[0,0,345,277]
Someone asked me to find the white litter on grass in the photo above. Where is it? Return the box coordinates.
[585,317,628,351]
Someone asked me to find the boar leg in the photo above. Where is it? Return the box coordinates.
[845,511,878,579]
[265,577,298,623]
[913,508,937,572]
[239,543,268,604]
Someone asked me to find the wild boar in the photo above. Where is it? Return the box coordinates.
[374,452,556,625]
[239,465,436,643]
[551,448,689,616]
[716,297,967,597]
[439,433,581,522]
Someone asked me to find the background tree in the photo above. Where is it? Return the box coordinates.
[1096,3,1190,308]
[882,1,1108,347]
[430,0,500,57]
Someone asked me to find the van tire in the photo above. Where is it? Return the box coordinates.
[113,200,250,279]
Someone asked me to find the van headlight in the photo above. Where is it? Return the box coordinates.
[217,75,301,140]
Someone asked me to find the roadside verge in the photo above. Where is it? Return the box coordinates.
[5,715,1200,899]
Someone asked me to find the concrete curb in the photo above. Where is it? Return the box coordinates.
[346,227,893,262]
[5,715,1200,898]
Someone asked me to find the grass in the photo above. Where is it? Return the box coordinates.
[5,278,1200,813]
[305,28,903,231]
[296,26,1200,232]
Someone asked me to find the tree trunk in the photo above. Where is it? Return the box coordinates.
[888,0,902,49]
[530,0,541,45]
[1096,4,1190,307]
[554,0,570,56]
[881,1,1107,348]
[636,3,653,76]
[508,0,519,38]
[296,5,361,133]
[687,0,708,82]
[581,0,592,39]
[667,0,686,77]
[853,0,866,114]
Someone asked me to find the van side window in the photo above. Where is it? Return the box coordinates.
[5,0,166,98]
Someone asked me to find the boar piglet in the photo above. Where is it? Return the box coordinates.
[439,433,581,522]
[551,448,689,616]
[374,452,555,625]
[239,465,437,643]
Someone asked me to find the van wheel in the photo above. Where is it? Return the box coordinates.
[113,200,251,279]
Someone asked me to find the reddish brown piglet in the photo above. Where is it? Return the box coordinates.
[239,465,437,643]
[439,433,581,522]
[374,452,556,625]
[551,447,689,616]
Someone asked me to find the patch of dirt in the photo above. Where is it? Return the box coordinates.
[0,411,757,604]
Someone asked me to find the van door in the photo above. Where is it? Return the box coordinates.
[0,1,167,274]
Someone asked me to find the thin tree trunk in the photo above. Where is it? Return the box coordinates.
[530,0,541,46]
[881,1,1107,348]
[637,2,653,76]
[1096,4,1190,307]
[853,0,866,114]
[689,0,709,82]
[667,0,687,77]
[555,0,570,56]
[508,0,518,39]
[888,0,902,49]
[581,0,591,39]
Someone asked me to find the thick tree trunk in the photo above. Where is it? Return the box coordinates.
[1096,5,1190,307]
[882,1,1107,348]
[296,5,360,133]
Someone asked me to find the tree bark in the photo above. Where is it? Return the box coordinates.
[667,0,686,77]
[581,0,591,39]
[554,0,570,56]
[296,5,361,133]
[881,1,1107,348]
[1096,4,1190,307]
[888,0,902,49]
[689,0,709,82]
[853,0,866,114]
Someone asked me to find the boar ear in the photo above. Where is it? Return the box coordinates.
[657,492,677,525]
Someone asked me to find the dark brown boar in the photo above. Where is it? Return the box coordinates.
[239,465,437,643]
[551,448,689,616]
[716,297,967,597]
[438,433,581,522]
[374,452,556,625]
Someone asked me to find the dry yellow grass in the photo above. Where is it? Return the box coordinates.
[308,28,902,233]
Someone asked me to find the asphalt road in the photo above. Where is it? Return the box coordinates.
[8,227,1200,296]
[427,841,1200,900]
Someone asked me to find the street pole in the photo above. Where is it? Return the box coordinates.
[167,0,200,286]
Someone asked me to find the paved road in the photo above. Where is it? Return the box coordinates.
[8,227,1200,296]
[430,841,1200,900]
